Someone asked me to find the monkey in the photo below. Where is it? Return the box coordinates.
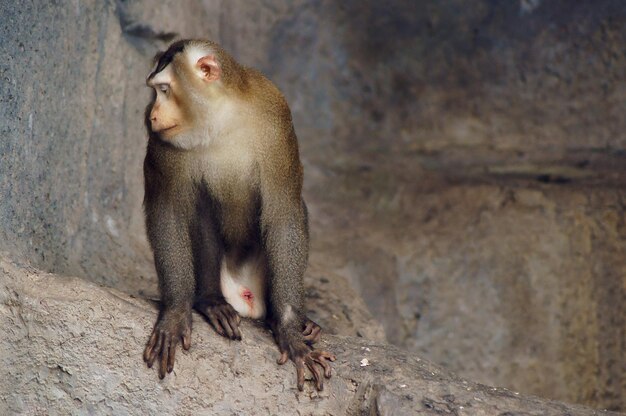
[141,39,334,391]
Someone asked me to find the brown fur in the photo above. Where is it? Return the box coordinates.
[142,39,334,390]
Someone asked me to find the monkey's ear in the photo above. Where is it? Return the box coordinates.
[196,56,221,82]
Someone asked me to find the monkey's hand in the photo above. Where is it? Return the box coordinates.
[143,308,192,379]
[277,338,336,391]
[302,317,322,344]
[195,299,242,340]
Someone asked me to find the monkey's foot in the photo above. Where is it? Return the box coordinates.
[302,317,322,344]
[277,343,336,391]
[196,302,242,340]
[143,309,192,379]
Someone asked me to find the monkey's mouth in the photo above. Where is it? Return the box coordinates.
[157,125,178,134]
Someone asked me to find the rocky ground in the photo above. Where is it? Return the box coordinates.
[1,255,617,415]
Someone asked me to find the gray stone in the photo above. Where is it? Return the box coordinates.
[315,180,626,411]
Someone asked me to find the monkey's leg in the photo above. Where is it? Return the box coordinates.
[300,201,322,345]
[191,210,242,341]
[143,201,195,379]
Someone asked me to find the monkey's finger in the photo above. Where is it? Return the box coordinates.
[303,322,314,336]
[207,314,225,336]
[159,335,171,379]
[311,326,322,343]
[224,312,242,340]
[182,327,192,350]
[167,340,177,373]
[231,319,242,340]
[312,354,332,378]
[296,360,305,391]
[148,332,165,368]
[218,314,235,339]
[277,350,289,365]
[304,326,321,343]
[143,330,159,363]
[305,356,324,391]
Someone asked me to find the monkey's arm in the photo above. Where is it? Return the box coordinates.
[260,175,335,391]
[142,159,195,379]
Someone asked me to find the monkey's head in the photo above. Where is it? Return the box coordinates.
[146,39,243,145]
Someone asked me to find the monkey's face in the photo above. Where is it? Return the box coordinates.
[146,44,223,143]
[146,64,189,139]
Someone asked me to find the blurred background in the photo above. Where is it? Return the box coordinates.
[1,0,624,410]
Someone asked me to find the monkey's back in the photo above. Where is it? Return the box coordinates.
[237,68,304,198]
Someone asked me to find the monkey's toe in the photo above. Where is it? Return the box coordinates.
[198,302,242,340]
[302,318,322,344]
[288,344,336,391]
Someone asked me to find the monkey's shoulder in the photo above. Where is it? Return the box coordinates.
[241,69,292,123]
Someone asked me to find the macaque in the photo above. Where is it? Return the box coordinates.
[142,39,334,391]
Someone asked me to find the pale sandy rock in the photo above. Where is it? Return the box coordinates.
[0,256,615,416]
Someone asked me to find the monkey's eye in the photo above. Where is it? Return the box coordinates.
[157,84,169,94]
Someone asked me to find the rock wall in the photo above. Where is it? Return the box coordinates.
[314,179,626,410]
[1,0,624,411]
[0,0,214,292]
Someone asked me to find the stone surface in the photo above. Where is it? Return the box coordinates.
[1,0,625,412]
[311,177,626,411]
[0,255,616,416]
